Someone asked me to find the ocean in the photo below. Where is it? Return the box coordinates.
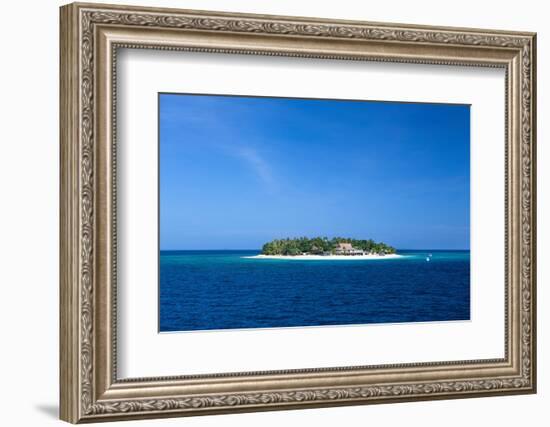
[159,250,470,332]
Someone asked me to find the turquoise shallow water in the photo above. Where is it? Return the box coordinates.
[160,250,470,332]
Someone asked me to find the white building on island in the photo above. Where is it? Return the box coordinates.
[334,242,364,256]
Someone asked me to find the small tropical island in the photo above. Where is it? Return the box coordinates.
[245,237,401,260]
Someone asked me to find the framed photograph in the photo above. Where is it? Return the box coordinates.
[60,2,537,423]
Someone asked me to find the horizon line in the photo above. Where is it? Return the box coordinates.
[160,248,471,251]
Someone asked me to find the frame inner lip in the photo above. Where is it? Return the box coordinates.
[109,41,511,383]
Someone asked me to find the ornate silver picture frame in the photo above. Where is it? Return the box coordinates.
[60,2,536,423]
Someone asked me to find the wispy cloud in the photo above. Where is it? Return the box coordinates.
[161,94,280,192]
[234,147,277,191]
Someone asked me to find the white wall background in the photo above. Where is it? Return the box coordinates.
[0,0,546,426]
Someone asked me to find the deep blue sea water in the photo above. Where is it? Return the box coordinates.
[159,250,470,332]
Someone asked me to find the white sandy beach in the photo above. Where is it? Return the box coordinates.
[243,254,404,260]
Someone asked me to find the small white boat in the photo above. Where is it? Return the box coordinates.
[426,257,430,262]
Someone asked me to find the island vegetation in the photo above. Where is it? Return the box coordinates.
[261,237,396,256]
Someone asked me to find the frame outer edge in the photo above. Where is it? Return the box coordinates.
[60,3,81,424]
[529,33,537,393]
[68,1,536,36]
[59,2,537,422]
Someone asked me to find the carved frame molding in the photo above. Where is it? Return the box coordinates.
[60,2,536,423]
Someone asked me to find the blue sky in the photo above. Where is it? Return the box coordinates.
[159,93,470,250]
